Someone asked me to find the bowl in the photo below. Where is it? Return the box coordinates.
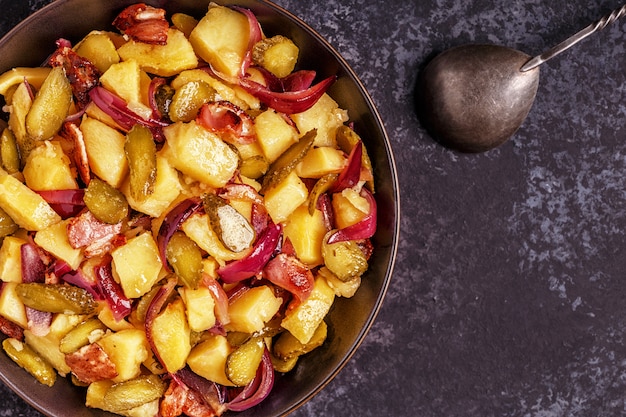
[0,0,400,416]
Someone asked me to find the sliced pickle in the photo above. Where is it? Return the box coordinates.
[0,207,18,238]
[16,283,97,315]
[166,231,203,289]
[102,374,166,413]
[171,13,198,37]
[0,127,20,174]
[321,230,368,281]
[84,177,129,224]
[261,129,316,193]
[2,338,56,387]
[308,173,338,215]
[336,125,375,192]
[202,193,255,253]
[25,66,73,140]
[240,154,269,179]
[154,83,175,119]
[169,80,216,123]
[273,321,327,360]
[270,353,298,373]
[59,318,107,354]
[252,35,299,78]
[125,124,157,202]
[225,336,265,386]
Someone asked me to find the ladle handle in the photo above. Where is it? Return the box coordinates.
[520,3,626,72]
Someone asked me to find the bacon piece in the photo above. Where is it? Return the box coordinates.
[197,101,256,144]
[60,121,90,186]
[160,380,217,417]
[48,40,100,109]
[66,210,123,256]
[65,343,118,384]
[113,3,169,45]
[0,314,24,341]
[263,253,314,303]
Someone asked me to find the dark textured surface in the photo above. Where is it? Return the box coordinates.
[1,0,626,416]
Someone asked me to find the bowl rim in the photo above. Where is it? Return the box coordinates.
[0,0,401,415]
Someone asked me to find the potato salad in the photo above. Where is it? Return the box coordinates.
[0,2,377,416]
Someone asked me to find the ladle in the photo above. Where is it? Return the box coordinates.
[419,4,626,153]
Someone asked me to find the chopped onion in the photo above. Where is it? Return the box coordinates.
[20,243,46,284]
[231,6,263,77]
[156,197,203,271]
[329,140,362,193]
[93,256,132,321]
[217,223,282,283]
[327,187,377,244]
[239,75,336,114]
[37,189,85,218]
[226,348,274,411]
[88,86,168,131]
[174,367,228,415]
[204,274,230,326]
[144,276,177,369]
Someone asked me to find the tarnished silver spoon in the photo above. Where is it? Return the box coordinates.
[418,4,626,153]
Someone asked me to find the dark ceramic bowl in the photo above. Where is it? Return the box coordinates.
[0,0,399,416]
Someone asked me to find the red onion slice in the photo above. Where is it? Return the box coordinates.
[204,275,230,326]
[231,6,263,77]
[37,189,85,218]
[20,243,46,284]
[88,86,168,131]
[174,367,228,415]
[327,187,377,244]
[217,223,282,283]
[93,256,132,321]
[156,197,203,271]
[144,276,177,369]
[196,101,256,144]
[239,75,336,114]
[329,140,362,193]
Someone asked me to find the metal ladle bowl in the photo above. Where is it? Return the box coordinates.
[417,4,626,153]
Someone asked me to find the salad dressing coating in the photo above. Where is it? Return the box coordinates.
[0,3,377,416]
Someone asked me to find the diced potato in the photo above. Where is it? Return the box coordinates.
[24,328,72,376]
[34,219,84,270]
[255,109,298,163]
[122,152,182,218]
[292,94,349,147]
[99,60,146,112]
[186,334,235,386]
[0,236,26,283]
[98,305,135,332]
[162,121,239,188]
[97,328,150,382]
[189,3,249,78]
[179,286,216,332]
[74,31,120,73]
[150,298,190,373]
[181,213,248,263]
[0,67,51,96]
[296,146,346,178]
[80,115,128,188]
[23,141,78,191]
[111,232,163,299]
[25,66,73,141]
[118,28,198,77]
[0,282,28,327]
[332,188,369,229]
[226,286,282,334]
[263,171,308,224]
[283,204,327,266]
[281,276,335,344]
[0,170,61,231]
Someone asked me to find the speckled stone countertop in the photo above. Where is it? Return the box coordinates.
[1,0,626,416]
